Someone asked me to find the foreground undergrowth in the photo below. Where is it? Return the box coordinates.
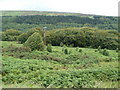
[1,41,119,88]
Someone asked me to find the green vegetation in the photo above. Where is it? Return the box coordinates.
[64,48,69,54]
[1,11,86,16]
[1,41,119,88]
[1,29,21,41]
[2,27,119,50]
[47,44,52,52]
[46,27,119,50]
[1,11,119,88]
[24,32,44,51]
[18,27,43,44]
[2,11,118,31]
[79,49,82,52]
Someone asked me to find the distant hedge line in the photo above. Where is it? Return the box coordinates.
[46,27,119,50]
[1,27,119,50]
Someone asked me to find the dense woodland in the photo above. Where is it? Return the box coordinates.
[2,15,118,31]
[1,27,119,50]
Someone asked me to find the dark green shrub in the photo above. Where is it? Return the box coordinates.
[2,29,21,41]
[46,28,118,50]
[94,49,98,52]
[47,44,52,52]
[104,57,113,62]
[116,48,119,52]
[79,49,82,52]
[24,32,44,51]
[18,33,28,44]
[2,33,9,41]
[64,48,69,54]
[2,33,14,41]
[102,49,109,56]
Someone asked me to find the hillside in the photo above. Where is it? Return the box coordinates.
[1,11,119,88]
[1,11,93,16]
[1,11,118,31]
[1,41,119,88]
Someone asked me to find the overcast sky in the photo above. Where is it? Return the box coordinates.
[0,0,119,16]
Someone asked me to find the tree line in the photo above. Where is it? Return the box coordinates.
[2,15,118,31]
[1,27,119,50]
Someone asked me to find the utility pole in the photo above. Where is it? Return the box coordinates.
[43,27,47,46]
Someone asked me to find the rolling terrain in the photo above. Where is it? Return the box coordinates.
[1,11,119,88]
[1,41,119,88]
[1,11,118,31]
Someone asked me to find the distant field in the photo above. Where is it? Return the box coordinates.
[1,11,88,16]
[1,41,119,88]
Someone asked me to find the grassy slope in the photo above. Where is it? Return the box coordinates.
[1,41,119,88]
[1,11,88,16]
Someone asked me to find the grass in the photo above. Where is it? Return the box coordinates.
[0,41,23,48]
[1,41,119,88]
[1,11,88,16]
[95,81,119,88]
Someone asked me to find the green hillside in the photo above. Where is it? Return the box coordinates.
[1,11,88,16]
[1,41,119,88]
[1,11,119,88]
[1,11,118,31]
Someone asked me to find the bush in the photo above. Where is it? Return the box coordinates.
[18,28,43,43]
[64,48,69,54]
[24,32,44,51]
[2,33,10,41]
[101,49,109,56]
[116,48,119,52]
[2,29,21,41]
[2,33,17,41]
[46,28,119,50]
[79,49,82,52]
[18,33,28,44]
[47,44,52,52]
[94,49,98,52]
[5,29,21,36]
